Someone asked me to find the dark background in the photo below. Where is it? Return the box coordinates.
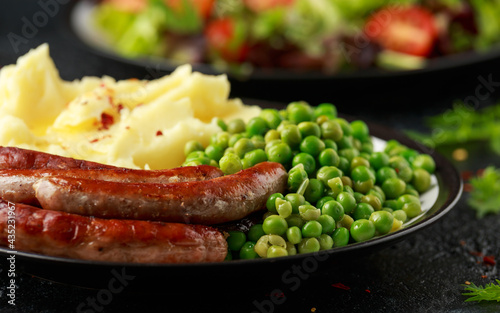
[0,1,500,312]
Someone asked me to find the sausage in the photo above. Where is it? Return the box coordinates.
[0,165,224,205]
[0,200,228,263]
[34,162,288,225]
[0,146,117,170]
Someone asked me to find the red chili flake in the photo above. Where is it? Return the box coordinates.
[311,308,316,313]
[331,283,350,290]
[365,289,371,293]
[107,95,113,105]
[100,113,114,130]
[125,126,130,130]
[89,138,100,143]
[156,130,163,136]
[483,255,496,266]
[117,104,124,112]
[469,251,483,257]
[481,275,488,279]
[100,83,106,88]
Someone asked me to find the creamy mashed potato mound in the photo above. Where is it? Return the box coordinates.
[0,44,261,169]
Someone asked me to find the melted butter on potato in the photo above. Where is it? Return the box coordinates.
[0,44,261,169]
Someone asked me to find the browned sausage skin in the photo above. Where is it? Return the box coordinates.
[34,162,288,225]
[0,146,117,170]
[0,165,224,205]
[0,200,227,263]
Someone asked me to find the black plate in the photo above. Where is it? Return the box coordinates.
[0,109,462,293]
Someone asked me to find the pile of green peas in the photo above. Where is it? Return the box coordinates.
[182,101,436,260]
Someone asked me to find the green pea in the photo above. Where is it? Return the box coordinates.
[304,178,324,204]
[327,176,343,199]
[369,152,390,170]
[318,234,334,250]
[298,237,320,254]
[210,132,230,150]
[234,138,255,158]
[184,141,204,157]
[412,168,431,193]
[320,120,343,141]
[285,193,306,214]
[400,148,419,163]
[280,124,302,149]
[353,203,375,220]
[267,245,288,258]
[335,118,353,136]
[286,242,297,256]
[219,153,243,175]
[383,199,401,211]
[254,235,286,258]
[286,226,303,244]
[336,214,354,230]
[292,152,316,176]
[351,165,375,193]
[227,118,246,134]
[262,215,288,236]
[247,224,265,242]
[412,154,436,174]
[392,209,407,222]
[321,200,344,222]
[226,231,246,251]
[376,166,398,184]
[251,135,266,150]
[246,117,268,136]
[214,118,228,131]
[228,133,246,147]
[389,155,413,182]
[353,191,364,203]
[369,211,394,235]
[350,219,376,242]
[287,101,314,124]
[397,195,421,218]
[266,142,292,165]
[239,241,259,259]
[350,120,370,142]
[242,149,267,168]
[286,214,305,228]
[332,227,349,247]
[298,204,321,221]
[266,193,284,213]
[205,144,224,162]
[382,177,406,199]
[360,194,382,211]
[288,165,308,192]
[300,135,325,157]
[336,191,357,214]
[318,148,340,167]
[323,139,337,151]
[316,166,343,186]
[276,198,293,218]
[298,121,321,138]
[337,136,354,150]
[361,141,374,154]
[260,108,283,129]
[314,195,330,210]
[338,147,359,162]
[314,103,337,119]
[350,156,370,171]
[404,184,420,197]
[264,129,280,143]
[371,186,386,202]
[317,214,335,234]
[337,156,350,175]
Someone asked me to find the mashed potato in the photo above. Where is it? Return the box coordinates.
[0,44,261,169]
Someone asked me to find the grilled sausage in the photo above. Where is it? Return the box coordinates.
[0,146,117,170]
[34,162,288,225]
[0,165,224,205]
[0,200,227,263]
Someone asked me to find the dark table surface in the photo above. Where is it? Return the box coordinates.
[1,1,500,312]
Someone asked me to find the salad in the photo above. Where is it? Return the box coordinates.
[91,0,500,75]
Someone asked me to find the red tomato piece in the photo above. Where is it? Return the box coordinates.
[164,0,215,19]
[205,18,248,62]
[364,5,438,57]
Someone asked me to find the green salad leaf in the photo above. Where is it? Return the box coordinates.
[467,166,500,218]
[463,280,500,302]
[405,103,500,154]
